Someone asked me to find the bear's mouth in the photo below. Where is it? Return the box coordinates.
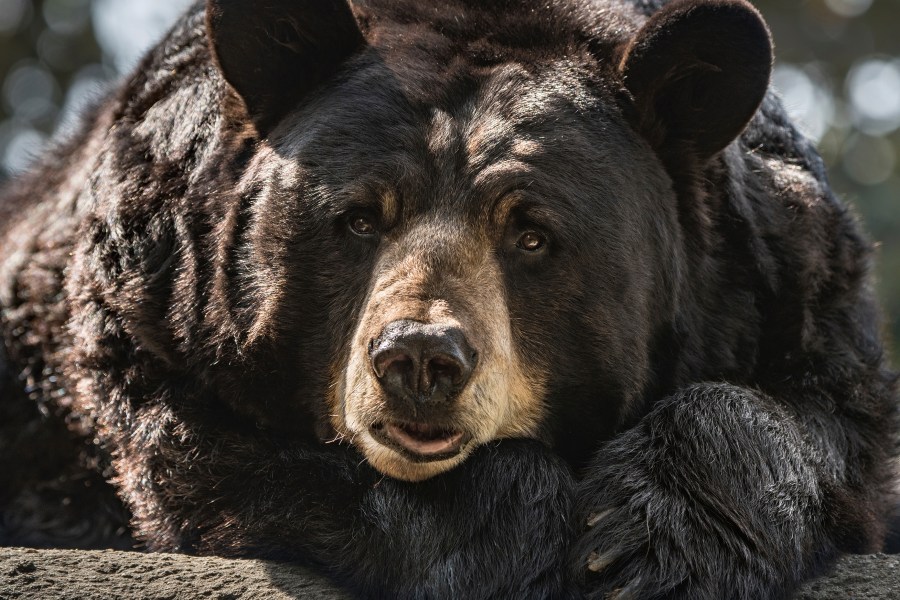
[370,421,468,462]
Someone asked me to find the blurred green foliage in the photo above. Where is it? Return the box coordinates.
[0,0,897,360]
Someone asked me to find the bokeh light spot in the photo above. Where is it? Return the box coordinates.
[772,63,835,143]
[0,0,28,34]
[38,29,80,71]
[847,58,900,135]
[1,61,60,123]
[842,134,896,186]
[43,0,91,35]
[824,0,873,18]
[91,0,193,72]
[0,123,47,175]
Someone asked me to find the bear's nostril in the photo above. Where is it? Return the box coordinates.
[428,356,461,383]
[386,359,415,393]
[372,349,413,379]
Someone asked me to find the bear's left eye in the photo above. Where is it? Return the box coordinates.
[516,230,547,252]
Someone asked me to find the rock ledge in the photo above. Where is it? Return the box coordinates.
[2,547,898,599]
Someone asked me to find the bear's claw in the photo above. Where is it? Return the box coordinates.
[587,549,619,573]
[587,508,614,528]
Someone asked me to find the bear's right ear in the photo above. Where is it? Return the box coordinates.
[619,0,772,163]
[206,0,365,134]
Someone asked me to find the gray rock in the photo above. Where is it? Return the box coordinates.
[0,547,349,599]
[794,553,900,600]
[1,547,897,599]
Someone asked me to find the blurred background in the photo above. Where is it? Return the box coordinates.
[0,0,897,359]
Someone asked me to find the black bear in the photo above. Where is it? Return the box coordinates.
[0,0,897,598]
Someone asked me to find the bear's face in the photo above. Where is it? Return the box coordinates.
[233,56,680,481]
[203,0,772,481]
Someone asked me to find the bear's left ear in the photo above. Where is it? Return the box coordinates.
[206,0,366,134]
[619,0,772,162]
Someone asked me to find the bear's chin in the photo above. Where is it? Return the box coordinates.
[358,430,473,482]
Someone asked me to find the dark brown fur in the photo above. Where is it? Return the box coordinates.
[1,1,897,598]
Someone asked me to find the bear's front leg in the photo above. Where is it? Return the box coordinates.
[572,383,862,600]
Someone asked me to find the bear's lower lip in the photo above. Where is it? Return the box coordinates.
[370,422,467,461]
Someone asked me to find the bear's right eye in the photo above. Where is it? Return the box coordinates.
[348,212,378,236]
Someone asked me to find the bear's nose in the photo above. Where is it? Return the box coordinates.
[370,320,477,405]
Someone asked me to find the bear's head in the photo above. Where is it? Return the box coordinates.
[119,0,772,482]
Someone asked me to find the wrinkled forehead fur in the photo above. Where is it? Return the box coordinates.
[96,0,770,481]
[260,0,648,190]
